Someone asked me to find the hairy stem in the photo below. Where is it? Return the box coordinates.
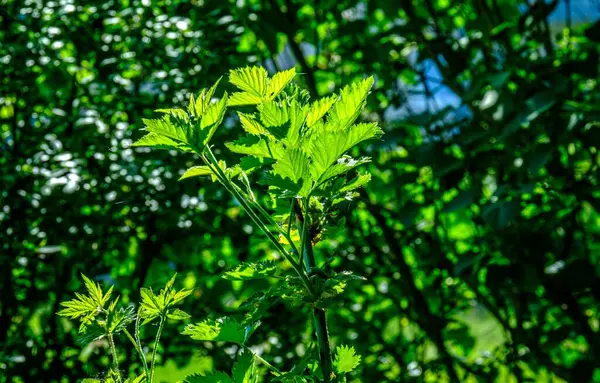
[297,203,333,383]
[123,328,149,379]
[150,315,165,382]
[107,332,121,382]
[134,307,150,379]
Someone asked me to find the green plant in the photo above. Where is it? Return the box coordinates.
[132,66,381,382]
[58,66,380,382]
[58,274,192,382]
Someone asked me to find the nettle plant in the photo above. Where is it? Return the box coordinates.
[59,66,381,382]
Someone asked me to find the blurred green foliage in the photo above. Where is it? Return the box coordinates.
[1,0,599,382]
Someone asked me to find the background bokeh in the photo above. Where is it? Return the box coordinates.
[1,0,600,382]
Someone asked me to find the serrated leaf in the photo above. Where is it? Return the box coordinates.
[167,308,191,320]
[58,275,112,326]
[230,66,268,97]
[186,371,233,383]
[285,100,308,147]
[317,156,370,186]
[130,132,187,151]
[333,345,361,374]
[199,92,228,146]
[306,95,337,128]
[231,351,256,383]
[183,317,246,344]
[339,173,371,193]
[179,166,214,181]
[106,305,135,333]
[328,77,374,130]
[228,92,263,106]
[194,77,223,116]
[258,101,289,129]
[226,136,285,159]
[238,112,268,135]
[309,123,382,180]
[266,68,296,100]
[272,148,311,185]
[223,261,278,280]
[143,116,188,143]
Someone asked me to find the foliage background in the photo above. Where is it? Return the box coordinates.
[1,0,600,382]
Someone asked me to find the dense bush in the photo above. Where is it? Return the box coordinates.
[1,0,599,382]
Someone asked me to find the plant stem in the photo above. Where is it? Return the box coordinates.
[297,203,333,383]
[201,148,315,296]
[134,307,150,379]
[107,332,122,383]
[123,328,149,379]
[242,345,282,376]
[150,315,165,382]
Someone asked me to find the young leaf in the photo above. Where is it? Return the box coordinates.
[183,317,246,344]
[272,148,311,185]
[316,156,370,186]
[179,166,215,181]
[339,173,371,193]
[130,132,189,151]
[238,112,268,136]
[328,77,374,130]
[285,100,308,147]
[223,261,278,281]
[199,92,228,146]
[194,77,223,116]
[58,274,113,329]
[123,373,147,383]
[266,68,296,100]
[258,101,289,129]
[230,66,268,97]
[226,136,285,160]
[167,308,191,321]
[142,116,188,143]
[333,345,361,374]
[306,95,337,128]
[228,92,263,107]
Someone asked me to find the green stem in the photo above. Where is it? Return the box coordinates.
[297,204,333,383]
[242,345,282,376]
[135,307,150,379]
[107,332,122,382]
[150,315,166,382]
[123,328,149,379]
[201,148,315,296]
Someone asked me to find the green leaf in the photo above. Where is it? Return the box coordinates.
[266,67,296,100]
[143,115,188,143]
[186,371,233,383]
[231,351,256,383]
[193,77,223,117]
[199,92,228,146]
[285,100,308,147]
[230,66,268,97]
[228,92,263,107]
[317,156,370,185]
[238,112,268,136]
[223,261,278,280]
[306,95,337,128]
[339,173,371,193]
[309,122,382,180]
[226,136,285,159]
[179,166,215,181]
[130,132,187,151]
[183,317,246,344]
[328,77,374,130]
[58,274,112,327]
[333,345,361,374]
[167,308,191,321]
[258,101,289,128]
[272,148,311,185]
[106,304,135,333]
